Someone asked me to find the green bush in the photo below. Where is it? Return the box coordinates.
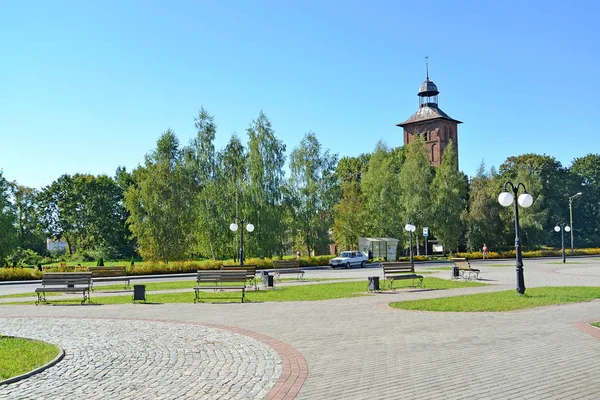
[41,265,87,272]
[0,267,42,281]
[453,248,600,260]
[96,257,104,266]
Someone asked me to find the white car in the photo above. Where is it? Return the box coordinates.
[329,251,368,268]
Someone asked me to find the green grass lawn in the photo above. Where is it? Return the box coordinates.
[0,336,60,380]
[390,286,600,312]
[0,278,345,299]
[4,277,484,305]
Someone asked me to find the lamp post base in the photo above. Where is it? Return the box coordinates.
[516,266,525,295]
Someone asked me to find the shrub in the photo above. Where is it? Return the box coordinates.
[96,257,104,266]
[0,267,42,281]
[453,248,600,260]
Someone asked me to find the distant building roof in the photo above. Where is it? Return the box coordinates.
[396,105,462,127]
[359,237,399,243]
[418,79,439,97]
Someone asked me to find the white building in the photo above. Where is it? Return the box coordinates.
[46,238,67,252]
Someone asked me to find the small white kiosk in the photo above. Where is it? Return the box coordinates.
[358,237,399,260]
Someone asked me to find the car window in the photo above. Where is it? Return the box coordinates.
[340,252,351,257]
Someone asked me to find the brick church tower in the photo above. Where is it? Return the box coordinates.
[396,64,461,167]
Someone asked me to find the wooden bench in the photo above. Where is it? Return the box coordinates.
[452,258,480,280]
[35,272,92,305]
[193,270,247,303]
[272,260,305,281]
[42,265,78,272]
[88,266,130,290]
[381,262,424,289]
[221,265,258,289]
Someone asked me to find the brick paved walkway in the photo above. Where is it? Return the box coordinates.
[1,257,600,399]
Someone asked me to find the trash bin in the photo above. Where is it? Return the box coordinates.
[262,271,274,288]
[133,284,146,301]
[452,266,459,279]
[368,276,380,292]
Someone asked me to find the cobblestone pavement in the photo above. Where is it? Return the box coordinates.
[0,318,282,400]
[1,257,600,399]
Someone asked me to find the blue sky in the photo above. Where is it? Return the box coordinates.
[1,0,599,189]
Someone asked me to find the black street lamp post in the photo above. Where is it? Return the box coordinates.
[230,218,254,266]
[568,192,582,253]
[404,221,416,266]
[554,223,570,263]
[498,182,534,295]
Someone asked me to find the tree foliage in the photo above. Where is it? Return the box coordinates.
[289,132,339,255]
[0,172,17,264]
[430,141,467,253]
[246,112,287,257]
[570,154,600,247]
[5,106,600,264]
[125,130,195,261]
[361,142,404,238]
[332,154,370,250]
[464,163,497,251]
[399,136,433,252]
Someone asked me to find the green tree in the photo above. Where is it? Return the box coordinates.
[430,141,468,253]
[399,136,433,254]
[0,171,17,264]
[185,107,221,259]
[289,132,340,255]
[332,154,370,251]
[216,134,249,259]
[38,174,79,255]
[336,154,371,187]
[361,142,404,238]
[38,173,132,258]
[332,183,365,250]
[77,174,131,258]
[569,154,600,247]
[246,112,287,258]
[11,185,45,255]
[498,154,562,248]
[125,130,195,261]
[464,162,505,252]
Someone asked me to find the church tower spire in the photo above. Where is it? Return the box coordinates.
[396,59,462,167]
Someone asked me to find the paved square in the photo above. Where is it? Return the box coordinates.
[2,257,600,399]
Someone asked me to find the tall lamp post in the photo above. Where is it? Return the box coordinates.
[498,182,534,295]
[568,192,582,253]
[229,218,254,266]
[554,223,571,263]
[404,221,416,266]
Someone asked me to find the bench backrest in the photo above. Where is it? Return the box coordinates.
[43,265,78,271]
[88,266,127,277]
[196,270,247,284]
[452,258,471,269]
[41,272,92,287]
[273,260,300,269]
[221,265,257,280]
[381,262,415,275]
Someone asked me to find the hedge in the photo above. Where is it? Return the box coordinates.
[0,255,337,282]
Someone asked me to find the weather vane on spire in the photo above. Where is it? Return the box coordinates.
[425,56,429,80]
